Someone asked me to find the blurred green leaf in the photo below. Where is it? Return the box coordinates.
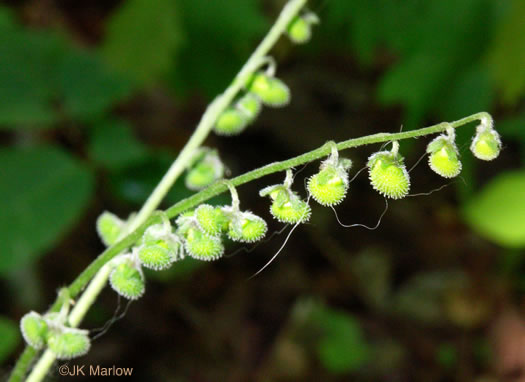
[102,0,183,85]
[172,0,268,97]
[0,28,63,126]
[376,0,490,128]
[0,21,131,127]
[497,113,525,141]
[437,64,493,120]
[0,146,94,275]
[0,316,19,364]
[88,118,148,170]
[0,6,15,28]
[312,304,370,374]
[463,171,525,248]
[487,0,525,104]
[58,50,131,119]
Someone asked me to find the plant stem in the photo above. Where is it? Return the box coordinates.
[9,1,307,381]
[25,351,55,382]
[9,108,489,381]
[126,0,307,234]
[163,112,489,219]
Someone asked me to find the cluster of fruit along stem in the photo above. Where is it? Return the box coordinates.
[9,0,503,379]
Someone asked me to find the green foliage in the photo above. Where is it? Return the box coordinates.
[323,0,495,128]
[88,118,148,170]
[463,171,525,248]
[102,0,183,86]
[0,146,94,275]
[0,24,130,127]
[171,0,268,97]
[0,316,20,364]
[58,50,131,119]
[487,0,525,104]
[311,303,370,374]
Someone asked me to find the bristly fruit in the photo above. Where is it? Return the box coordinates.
[427,129,462,178]
[236,93,262,123]
[195,204,229,237]
[286,12,319,44]
[109,257,145,300]
[96,211,124,246]
[138,222,184,270]
[227,211,267,243]
[247,72,290,107]
[368,141,410,199]
[185,149,225,191]
[214,107,248,136]
[260,170,311,224]
[183,227,224,261]
[308,146,352,206]
[20,312,48,349]
[47,327,91,360]
[470,117,501,161]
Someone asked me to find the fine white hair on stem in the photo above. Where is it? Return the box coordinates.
[331,198,389,230]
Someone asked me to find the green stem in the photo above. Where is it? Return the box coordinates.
[25,350,55,382]
[7,347,37,382]
[126,0,307,233]
[9,1,307,381]
[164,112,489,218]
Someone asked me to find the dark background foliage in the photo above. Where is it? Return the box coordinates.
[1,0,525,380]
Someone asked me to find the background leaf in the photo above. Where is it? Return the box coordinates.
[0,316,19,364]
[462,171,525,248]
[102,0,184,86]
[486,0,525,104]
[88,118,148,170]
[0,146,94,275]
[312,304,370,374]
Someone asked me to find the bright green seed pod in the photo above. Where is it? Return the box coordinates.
[47,328,91,360]
[109,260,145,300]
[228,212,267,243]
[470,126,501,161]
[248,72,290,107]
[287,16,312,44]
[20,312,48,349]
[270,196,311,224]
[260,170,311,224]
[96,211,124,246]
[236,93,262,122]
[184,227,224,261]
[185,151,224,191]
[195,204,228,237]
[368,148,410,199]
[427,136,461,178]
[214,107,248,136]
[137,241,179,271]
[308,165,349,206]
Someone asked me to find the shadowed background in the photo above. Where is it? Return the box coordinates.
[1,0,525,381]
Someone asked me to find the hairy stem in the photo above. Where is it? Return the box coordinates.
[9,1,307,381]
[126,0,307,233]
